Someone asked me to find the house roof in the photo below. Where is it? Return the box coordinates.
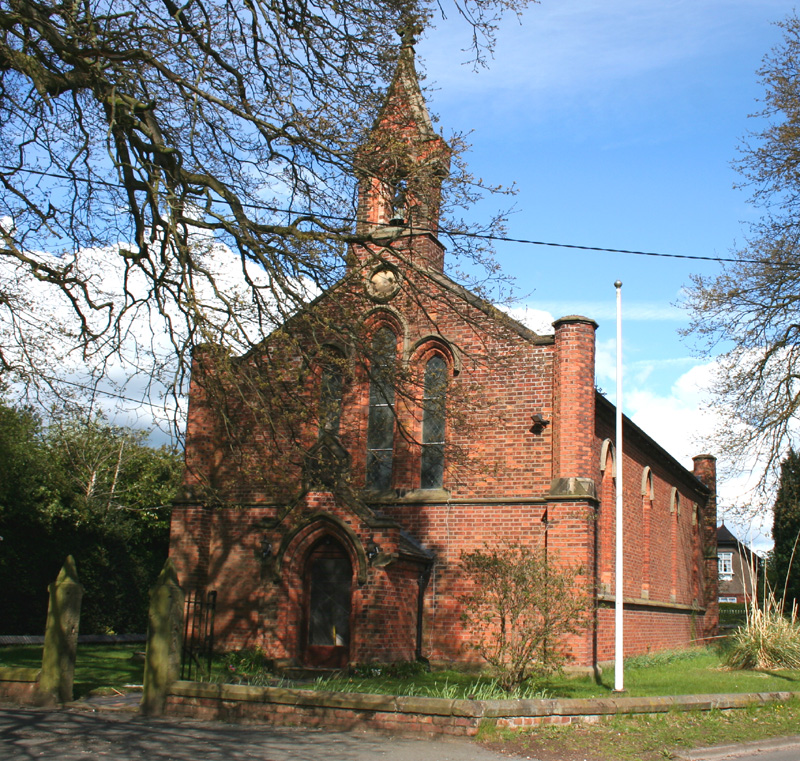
[717,523,762,564]
[717,523,739,545]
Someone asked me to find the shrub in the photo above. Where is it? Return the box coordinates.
[220,648,272,683]
[459,543,591,692]
[725,594,800,670]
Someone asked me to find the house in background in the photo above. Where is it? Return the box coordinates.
[170,38,719,670]
[717,524,762,604]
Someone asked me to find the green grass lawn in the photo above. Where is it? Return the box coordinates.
[303,647,800,699]
[0,644,144,699]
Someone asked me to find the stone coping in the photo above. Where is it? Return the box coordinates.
[0,634,146,646]
[595,594,706,613]
[0,667,41,683]
[169,681,800,720]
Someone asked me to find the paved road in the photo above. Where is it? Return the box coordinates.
[0,707,512,761]
[675,735,800,761]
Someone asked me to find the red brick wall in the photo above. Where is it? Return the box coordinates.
[552,316,597,480]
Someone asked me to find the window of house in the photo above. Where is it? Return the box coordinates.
[718,552,734,580]
[421,355,446,489]
[366,327,396,490]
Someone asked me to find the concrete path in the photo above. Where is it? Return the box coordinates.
[0,707,510,761]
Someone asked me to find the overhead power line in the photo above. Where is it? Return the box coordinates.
[34,374,182,412]
[440,229,748,264]
[2,163,761,266]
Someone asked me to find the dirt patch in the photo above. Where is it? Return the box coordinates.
[478,722,678,761]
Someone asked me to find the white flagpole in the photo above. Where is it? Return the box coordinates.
[614,280,624,692]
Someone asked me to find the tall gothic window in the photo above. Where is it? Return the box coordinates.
[421,355,446,489]
[366,327,396,490]
[319,348,344,436]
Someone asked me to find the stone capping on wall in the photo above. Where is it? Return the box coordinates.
[595,594,706,614]
[0,667,42,705]
[0,667,41,683]
[166,681,799,735]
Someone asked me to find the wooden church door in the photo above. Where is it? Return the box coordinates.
[303,537,352,668]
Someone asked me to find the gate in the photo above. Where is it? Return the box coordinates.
[181,589,216,680]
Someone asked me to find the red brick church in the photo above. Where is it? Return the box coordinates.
[170,39,718,670]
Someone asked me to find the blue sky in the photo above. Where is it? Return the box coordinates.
[416,0,796,548]
[9,1,787,548]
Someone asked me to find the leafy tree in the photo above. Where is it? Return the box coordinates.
[0,400,183,634]
[684,13,800,492]
[44,414,183,633]
[772,450,800,613]
[0,400,62,632]
[46,414,180,525]
[0,0,529,420]
[460,543,590,692]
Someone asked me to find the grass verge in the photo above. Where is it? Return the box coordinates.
[0,644,144,699]
[477,698,800,761]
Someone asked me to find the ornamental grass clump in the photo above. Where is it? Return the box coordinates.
[725,594,800,670]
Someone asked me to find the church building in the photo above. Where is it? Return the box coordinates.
[170,38,718,670]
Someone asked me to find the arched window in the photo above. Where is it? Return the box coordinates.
[641,467,653,599]
[389,178,408,225]
[366,327,396,490]
[319,348,344,436]
[421,356,447,489]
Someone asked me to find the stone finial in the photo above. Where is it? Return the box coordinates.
[141,558,185,716]
[397,18,424,48]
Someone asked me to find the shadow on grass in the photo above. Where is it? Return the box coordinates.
[73,647,144,698]
[1,644,144,700]
[757,670,800,683]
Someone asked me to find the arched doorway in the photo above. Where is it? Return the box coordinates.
[303,536,353,667]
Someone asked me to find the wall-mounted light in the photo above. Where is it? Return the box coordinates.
[529,413,551,435]
[261,537,272,559]
[366,539,381,562]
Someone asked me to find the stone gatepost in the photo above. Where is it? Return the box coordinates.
[141,558,184,716]
[38,556,84,705]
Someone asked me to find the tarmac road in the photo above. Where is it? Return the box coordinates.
[3,706,800,761]
[0,707,512,761]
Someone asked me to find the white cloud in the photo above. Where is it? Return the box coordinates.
[621,359,774,552]
[0,238,291,441]
[504,305,555,334]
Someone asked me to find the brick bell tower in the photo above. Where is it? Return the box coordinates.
[352,26,452,274]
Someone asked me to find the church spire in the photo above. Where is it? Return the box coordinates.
[353,26,451,272]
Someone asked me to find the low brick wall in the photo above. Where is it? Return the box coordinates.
[166,681,800,737]
[167,682,484,735]
[0,667,41,705]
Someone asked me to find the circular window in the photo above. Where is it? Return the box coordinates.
[365,264,401,302]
